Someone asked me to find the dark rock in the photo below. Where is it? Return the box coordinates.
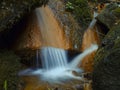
[0,50,21,90]
[0,1,48,49]
[93,4,120,90]
[93,25,120,90]
[97,3,120,29]
[0,0,48,32]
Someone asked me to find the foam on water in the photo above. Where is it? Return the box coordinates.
[19,44,98,84]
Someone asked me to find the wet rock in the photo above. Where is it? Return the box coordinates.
[97,3,120,29]
[20,76,84,90]
[93,3,120,90]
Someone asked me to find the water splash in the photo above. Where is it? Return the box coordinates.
[40,47,68,70]
[69,44,98,68]
[19,44,98,84]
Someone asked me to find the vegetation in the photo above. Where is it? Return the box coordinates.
[65,0,92,27]
[3,80,7,90]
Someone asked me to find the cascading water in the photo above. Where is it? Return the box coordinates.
[19,44,98,84]
[80,11,100,72]
[40,47,68,70]
[18,6,99,84]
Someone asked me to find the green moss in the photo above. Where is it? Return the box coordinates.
[65,0,92,27]
[93,22,120,90]
[112,7,120,18]
[113,8,120,13]
[97,3,120,29]
[0,50,21,90]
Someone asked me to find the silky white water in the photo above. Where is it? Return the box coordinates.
[19,44,98,84]
[18,6,99,84]
[40,47,68,70]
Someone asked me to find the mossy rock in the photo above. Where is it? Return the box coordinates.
[0,50,21,90]
[93,21,120,90]
[97,3,120,29]
[0,0,48,32]
[65,0,92,27]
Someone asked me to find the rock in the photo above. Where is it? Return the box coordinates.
[20,76,84,90]
[48,0,84,50]
[0,0,48,48]
[12,12,41,50]
[93,3,120,90]
[0,50,21,90]
[97,3,120,29]
[0,0,48,32]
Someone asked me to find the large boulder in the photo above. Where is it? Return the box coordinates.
[93,3,120,90]
[97,3,120,29]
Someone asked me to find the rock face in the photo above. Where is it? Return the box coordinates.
[93,3,120,90]
[0,50,21,90]
[0,0,48,48]
[0,0,48,32]
[96,3,120,29]
[0,1,48,90]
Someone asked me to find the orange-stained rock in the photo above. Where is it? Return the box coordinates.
[13,6,73,50]
[13,12,42,50]
[35,6,70,49]
[20,76,84,90]
[80,26,100,72]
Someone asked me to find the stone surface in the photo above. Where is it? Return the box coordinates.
[19,75,92,90]
[0,0,48,49]
[97,3,120,29]
[93,3,120,90]
[0,0,48,32]
[0,50,21,90]
[48,0,87,50]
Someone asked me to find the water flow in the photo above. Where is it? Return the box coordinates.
[80,11,100,72]
[40,47,67,70]
[36,50,39,68]
[18,7,99,84]
[69,44,98,68]
[89,11,98,28]
[19,44,98,84]
[35,6,68,49]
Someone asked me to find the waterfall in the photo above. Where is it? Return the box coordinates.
[40,47,68,70]
[18,6,99,84]
[89,11,98,28]
[69,44,98,68]
[18,44,98,84]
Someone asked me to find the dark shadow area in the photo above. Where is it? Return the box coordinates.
[96,20,109,35]
[0,13,30,49]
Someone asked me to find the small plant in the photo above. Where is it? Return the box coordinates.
[65,0,92,26]
[65,1,74,11]
[3,80,7,90]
